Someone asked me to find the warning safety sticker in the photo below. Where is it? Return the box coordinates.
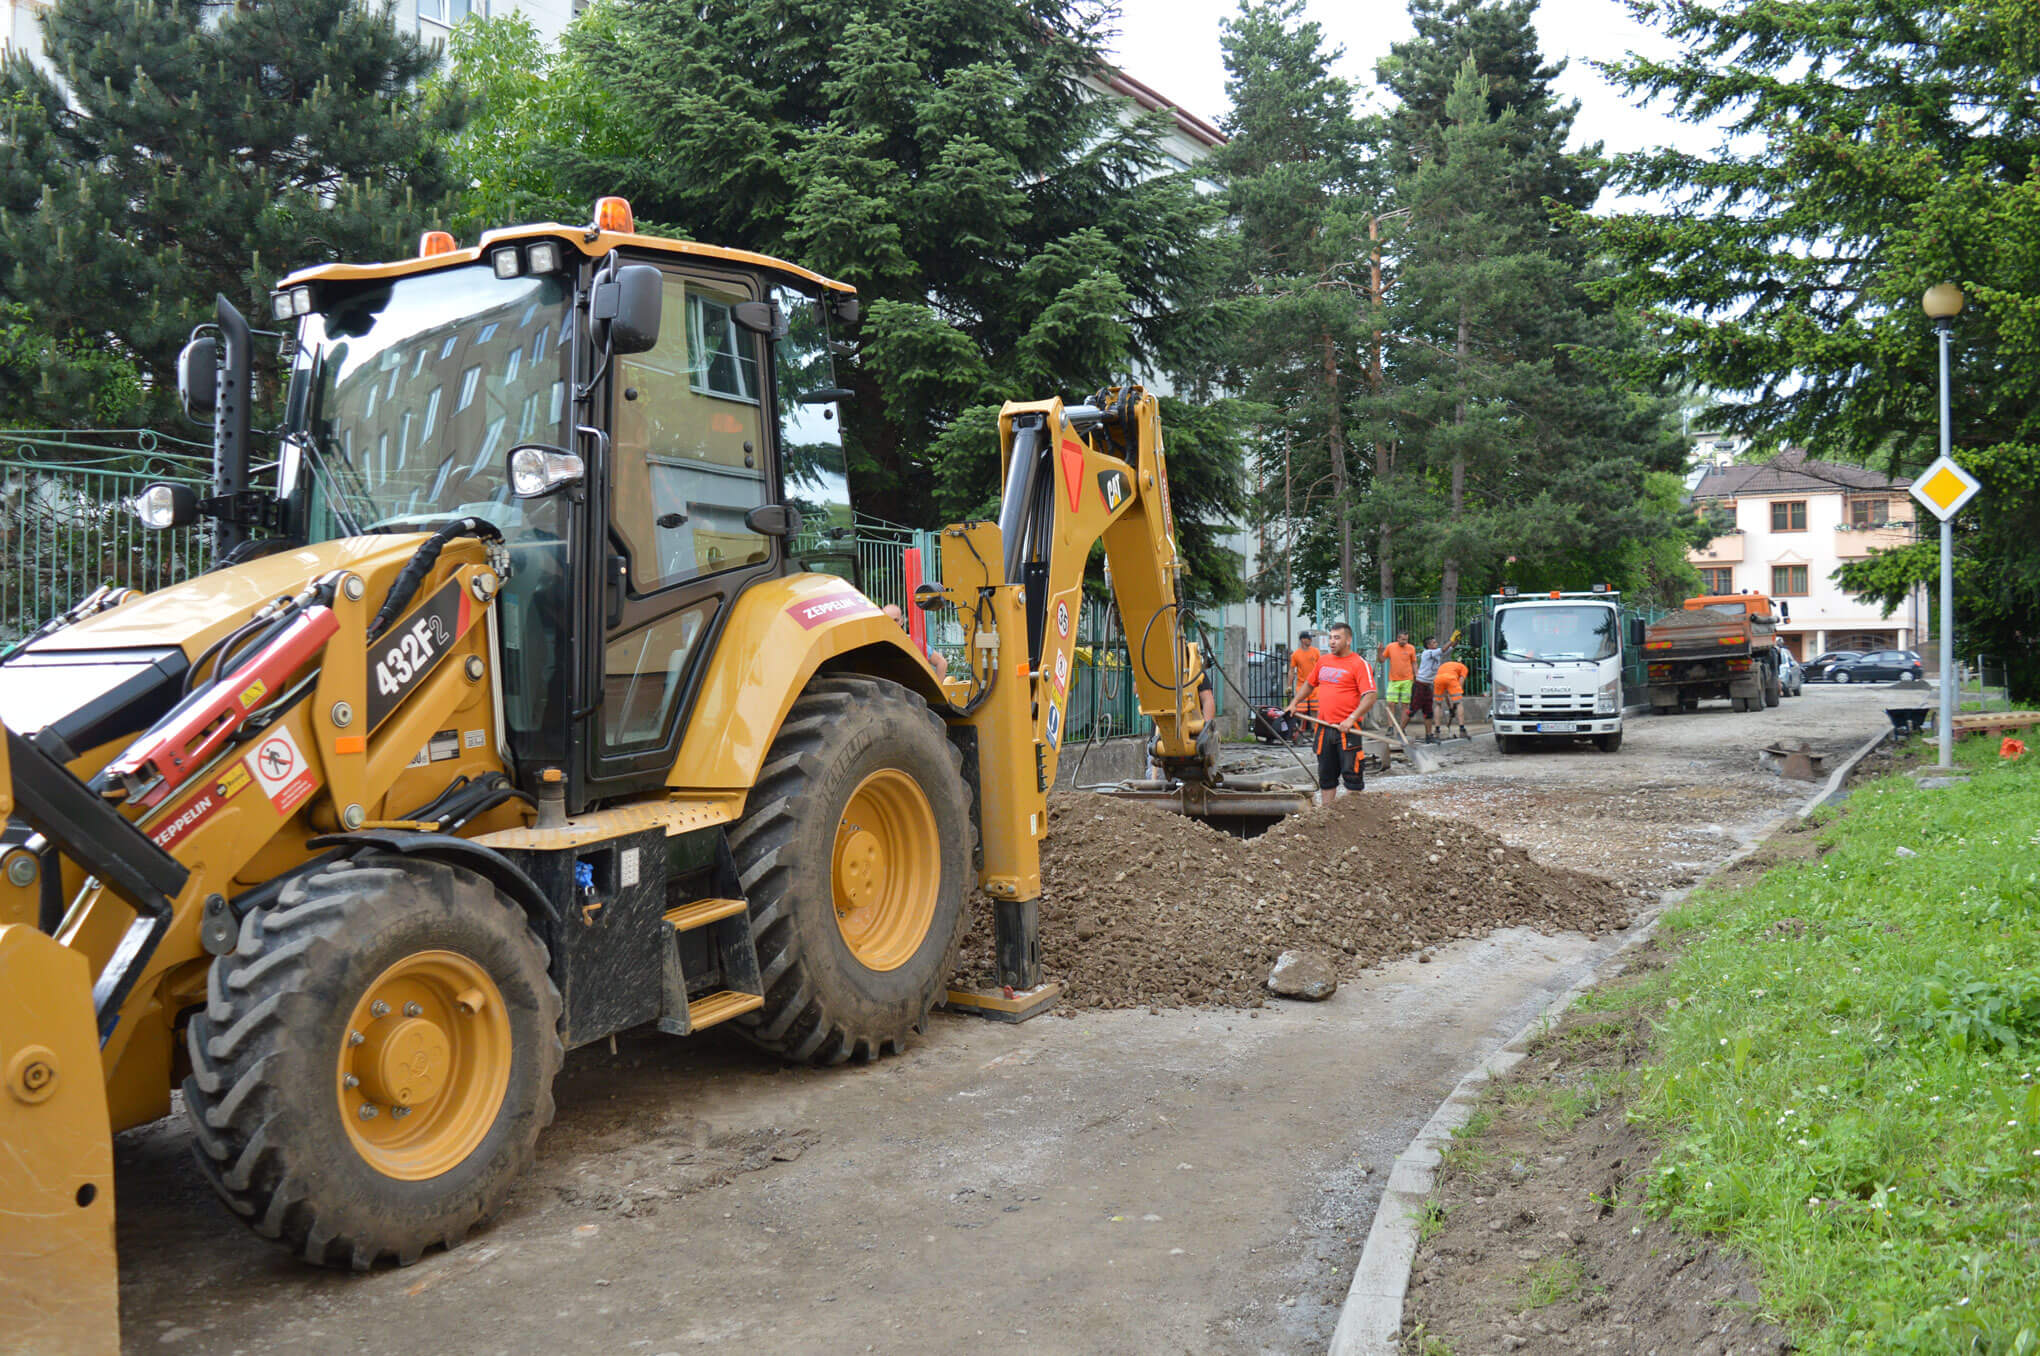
[247,727,318,816]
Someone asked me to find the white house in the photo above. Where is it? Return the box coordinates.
[1687,448,1930,661]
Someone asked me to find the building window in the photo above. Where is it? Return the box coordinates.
[1772,565,1809,596]
[418,0,477,25]
[1770,500,1807,531]
[1850,498,1889,528]
[1700,567,1734,595]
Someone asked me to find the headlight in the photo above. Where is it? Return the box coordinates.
[1492,679,1516,715]
[507,444,585,498]
[1597,676,1621,714]
[134,482,198,530]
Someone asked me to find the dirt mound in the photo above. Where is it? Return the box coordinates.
[956,792,1638,1010]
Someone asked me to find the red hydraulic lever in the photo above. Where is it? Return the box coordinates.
[109,606,340,808]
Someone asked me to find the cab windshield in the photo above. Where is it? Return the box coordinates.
[285,264,573,542]
[1493,605,1618,662]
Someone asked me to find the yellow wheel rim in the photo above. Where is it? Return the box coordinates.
[337,950,511,1181]
[832,769,939,972]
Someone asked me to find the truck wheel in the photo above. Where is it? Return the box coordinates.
[729,675,972,1065]
[183,857,562,1270]
[1595,732,1623,753]
[1763,673,1782,707]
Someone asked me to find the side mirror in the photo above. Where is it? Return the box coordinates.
[831,295,860,326]
[744,503,804,537]
[732,301,788,339]
[178,336,218,418]
[507,444,585,499]
[1778,600,1791,622]
[1467,619,1485,653]
[592,264,663,355]
[1627,616,1646,649]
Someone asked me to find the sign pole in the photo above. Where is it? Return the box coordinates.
[1937,322,1954,770]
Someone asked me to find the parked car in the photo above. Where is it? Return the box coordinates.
[1804,650,1864,682]
[1778,651,1805,696]
[1829,649,1925,683]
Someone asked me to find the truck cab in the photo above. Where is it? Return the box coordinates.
[1477,587,1631,754]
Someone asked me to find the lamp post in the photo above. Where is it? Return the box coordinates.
[1922,282,1964,769]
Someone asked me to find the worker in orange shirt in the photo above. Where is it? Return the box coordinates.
[1380,630,1417,727]
[1433,654,1470,740]
[1287,621,1378,806]
[1287,630,1321,743]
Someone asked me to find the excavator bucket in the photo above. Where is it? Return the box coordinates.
[0,923,121,1356]
[1099,778,1311,838]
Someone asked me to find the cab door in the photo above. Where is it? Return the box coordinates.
[581,264,781,799]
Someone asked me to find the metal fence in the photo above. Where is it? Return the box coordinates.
[1,430,217,644]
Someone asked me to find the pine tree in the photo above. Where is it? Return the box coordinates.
[1201,0,1374,604]
[527,0,1241,599]
[1359,3,1684,622]
[0,0,460,428]
[1376,0,1597,220]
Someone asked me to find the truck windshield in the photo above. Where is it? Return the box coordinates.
[285,264,573,542]
[1494,605,1617,662]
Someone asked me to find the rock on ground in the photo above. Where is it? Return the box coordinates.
[1266,949,1339,1000]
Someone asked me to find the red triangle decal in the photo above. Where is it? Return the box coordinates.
[1059,438,1085,513]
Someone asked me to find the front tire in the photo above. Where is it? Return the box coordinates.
[183,857,562,1269]
[729,675,972,1064]
[1834,670,1850,684]
[1595,732,1623,753]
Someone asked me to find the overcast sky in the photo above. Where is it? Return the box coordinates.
[1104,0,1725,210]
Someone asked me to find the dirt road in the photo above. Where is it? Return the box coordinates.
[112,687,1897,1354]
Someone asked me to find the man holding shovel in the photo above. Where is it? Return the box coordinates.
[1286,621,1378,806]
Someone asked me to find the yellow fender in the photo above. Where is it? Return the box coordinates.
[0,924,119,1356]
[668,574,945,791]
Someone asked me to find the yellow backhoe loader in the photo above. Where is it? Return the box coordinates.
[0,197,1302,1351]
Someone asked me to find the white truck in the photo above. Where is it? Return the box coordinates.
[1470,587,1639,754]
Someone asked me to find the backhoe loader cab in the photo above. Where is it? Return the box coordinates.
[0,199,1296,1347]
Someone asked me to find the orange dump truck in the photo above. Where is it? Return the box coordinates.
[1643,593,1788,714]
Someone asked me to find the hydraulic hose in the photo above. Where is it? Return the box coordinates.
[367,517,499,643]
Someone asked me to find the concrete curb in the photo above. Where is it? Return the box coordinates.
[1796,725,1894,820]
[1326,762,1868,1356]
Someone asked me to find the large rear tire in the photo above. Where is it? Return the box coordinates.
[728,675,972,1065]
[182,857,562,1269]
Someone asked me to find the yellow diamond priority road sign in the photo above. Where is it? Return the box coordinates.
[1909,455,1982,521]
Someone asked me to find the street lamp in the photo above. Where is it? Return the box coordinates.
[1922,282,1963,769]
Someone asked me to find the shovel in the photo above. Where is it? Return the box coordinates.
[1296,711,1440,775]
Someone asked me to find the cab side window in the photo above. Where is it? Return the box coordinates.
[609,273,770,592]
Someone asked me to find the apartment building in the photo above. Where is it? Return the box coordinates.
[1687,448,1928,660]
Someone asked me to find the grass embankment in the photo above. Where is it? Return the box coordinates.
[1593,740,2040,1349]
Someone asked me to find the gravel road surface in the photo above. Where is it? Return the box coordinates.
[111,686,1900,1354]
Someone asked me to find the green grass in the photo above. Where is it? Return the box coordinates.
[1415,1199,1451,1244]
[1616,738,2040,1352]
[1522,1255,1591,1308]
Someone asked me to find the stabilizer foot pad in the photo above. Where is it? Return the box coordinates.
[939,981,1063,1023]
